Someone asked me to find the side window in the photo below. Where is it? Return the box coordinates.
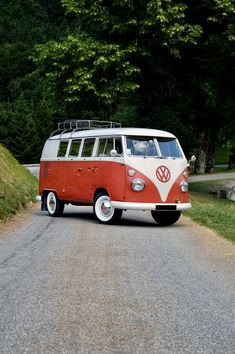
[81,138,95,157]
[57,141,69,157]
[69,139,81,157]
[97,137,123,156]
[97,138,113,156]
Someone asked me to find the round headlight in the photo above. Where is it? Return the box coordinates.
[180,180,188,192]
[131,178,145,192]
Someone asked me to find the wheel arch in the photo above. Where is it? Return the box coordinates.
[93,187,109,201]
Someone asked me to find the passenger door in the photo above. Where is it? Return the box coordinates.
[70,138,96,202]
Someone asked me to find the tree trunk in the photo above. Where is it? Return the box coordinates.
[194,131,207,174]
[206,141,215,173]
[205,128,219,173]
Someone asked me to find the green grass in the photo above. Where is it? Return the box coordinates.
[0,144,38,222]
[213,166,235,173]
[185,180,235,242]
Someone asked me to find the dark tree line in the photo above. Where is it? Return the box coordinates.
[0,0,65,162]
[0,0,235,171]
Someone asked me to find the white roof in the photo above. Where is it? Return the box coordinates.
[49,127,176,140]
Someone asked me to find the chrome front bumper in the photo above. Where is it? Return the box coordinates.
[111,201,192,211]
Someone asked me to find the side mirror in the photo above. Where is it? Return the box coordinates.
[189,155,196,163]
[110,149,118,157]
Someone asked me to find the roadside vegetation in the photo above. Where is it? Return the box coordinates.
[0,144,38,222]
[189,165,235,175]
[212,167,235,174]
[185,180,235,242]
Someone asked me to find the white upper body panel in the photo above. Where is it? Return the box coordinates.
[41,127,185,161]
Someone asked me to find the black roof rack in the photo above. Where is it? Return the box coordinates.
[50,119,121,137]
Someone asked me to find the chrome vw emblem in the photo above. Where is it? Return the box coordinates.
[156,165,171,183]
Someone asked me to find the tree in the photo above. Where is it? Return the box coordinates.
[187,0,235,173]
[34,35,140,119]
[1,0,235,166]
[0,0,66,162]
[0,98,39,163]
[33,0,202,120]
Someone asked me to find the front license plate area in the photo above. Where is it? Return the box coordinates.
[155,205,177,211]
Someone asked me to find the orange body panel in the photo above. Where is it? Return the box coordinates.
[40,160,189,204]
[40,160,126,203]
[165,168,189,203]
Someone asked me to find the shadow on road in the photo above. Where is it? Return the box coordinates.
[38,209,184,228]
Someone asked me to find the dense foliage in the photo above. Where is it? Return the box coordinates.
[0,0,234,170]
[0,0,65,162]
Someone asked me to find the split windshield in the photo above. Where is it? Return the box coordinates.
[125,136,183,158]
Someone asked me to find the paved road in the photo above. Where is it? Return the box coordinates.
[189,172,235,183]
[0,205,234,354]
[23,164,40,179]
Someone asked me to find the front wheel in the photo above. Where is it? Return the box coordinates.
[46,191,64,217]
[151,210,181,226]
[93,193,122,224]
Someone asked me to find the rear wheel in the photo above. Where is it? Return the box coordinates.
[46,191,64,217]
[93,193,122,224]
[151,210,181,226]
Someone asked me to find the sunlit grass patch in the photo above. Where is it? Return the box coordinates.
[0,144,38,222]
[185,180,235,242]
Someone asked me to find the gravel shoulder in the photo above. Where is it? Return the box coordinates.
[0,203,39,238]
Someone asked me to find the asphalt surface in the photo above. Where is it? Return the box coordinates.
[0,205,234,354]
[189,171,235,183]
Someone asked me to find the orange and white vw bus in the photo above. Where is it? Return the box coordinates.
[39,120,191,225]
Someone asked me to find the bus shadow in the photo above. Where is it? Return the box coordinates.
[39,209,183,228]
[61,211,179,228]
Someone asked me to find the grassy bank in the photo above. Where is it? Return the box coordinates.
[185,179,235,242]
[0,144,38,222]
